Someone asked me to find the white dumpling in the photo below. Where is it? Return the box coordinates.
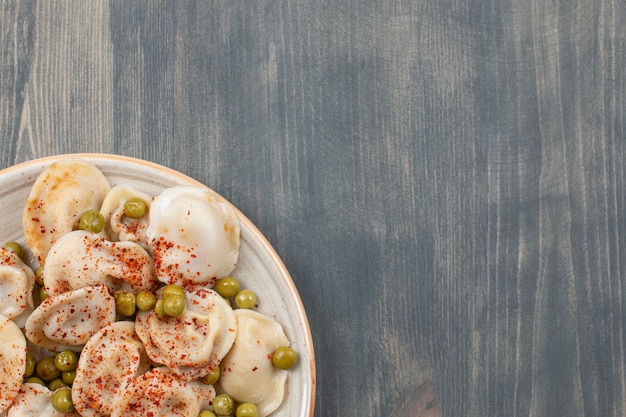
[99,185,152,245]
[0,248,35,323]
[23,159,111,265]
[219,309,291,417]
[135,287,237,381]
[0,314,27,413]
[24,284,116,352]
[110,367,215,417]
[146,186,240,289]
[44,230,158,295]
[7,383,81,417]
[72,321,151,417]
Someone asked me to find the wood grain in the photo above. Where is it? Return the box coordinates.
[0,1,624,416]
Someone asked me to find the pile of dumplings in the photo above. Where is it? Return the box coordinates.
[0,158,292,417]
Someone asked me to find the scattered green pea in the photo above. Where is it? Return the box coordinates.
[161,284,185,299]
[39,286,49,302]
[272,346,297,370]
[199,410,217,417]
[124,198,148,219]
[236,402,259,417]
[200,366,220,385]
[2,241,22,258]
[61,370,76,385]
[48,378,67,391]
[212,393,234,416]
[136,291,157,311]
[78,210,104,233]
[234,289,256,309]
[35,266,44,286]
[24,353,36,377]
[50,387,74,413]
[215,276,240,298]
[116,292,136,316]
[36,356,60,382]
[55,350,78,372]
[154,299,166,318]
[24,376,45,385]
[163,294,185,317]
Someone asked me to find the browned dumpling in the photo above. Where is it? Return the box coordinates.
[23,159,111,265]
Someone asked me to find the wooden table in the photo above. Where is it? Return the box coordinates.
[1,1,623,416]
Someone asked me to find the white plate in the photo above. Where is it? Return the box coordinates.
[0,153,316,417]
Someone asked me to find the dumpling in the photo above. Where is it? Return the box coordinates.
[7,383,81,417]
[219,309,291,417]
[146,186,240,289]
[99,185,152,245]
[23,159,111,265]
[72,321,151,417]
[0,314,27,414]
[24,284,116,352]
[0,248,35,323]
[43,230,158,295]
[135,287,237,381]
[110,367,215,417]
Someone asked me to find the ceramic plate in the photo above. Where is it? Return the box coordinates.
[0,153,315,417]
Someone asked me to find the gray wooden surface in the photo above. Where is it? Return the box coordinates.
[1,1,624,416]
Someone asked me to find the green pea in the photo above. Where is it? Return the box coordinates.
[200,366,220,385]
[24,353,36,377]
[24,376,45,385]
[199,411,217,417]
[2,241,23,258]
[36,356,61,382]
[78,210,104,233]
[50,387,74,413]
[154,299,166,319]
[272,346,297,370]
[215,276,240,298]
[163,294,185,317]
[39,286,49,301]
[61,370,76,385]
[35,266,44,286]
[212,393,234,416]
[48,378,66,391]
[161,284,185,299]
[55,350,78,372]
[116,292,136,316]
[236,403,259,417]
[136,291,157,311]
[234,289,256,309]
[124,198,148,219]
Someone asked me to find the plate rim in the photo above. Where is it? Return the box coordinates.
[0,152,316,417]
